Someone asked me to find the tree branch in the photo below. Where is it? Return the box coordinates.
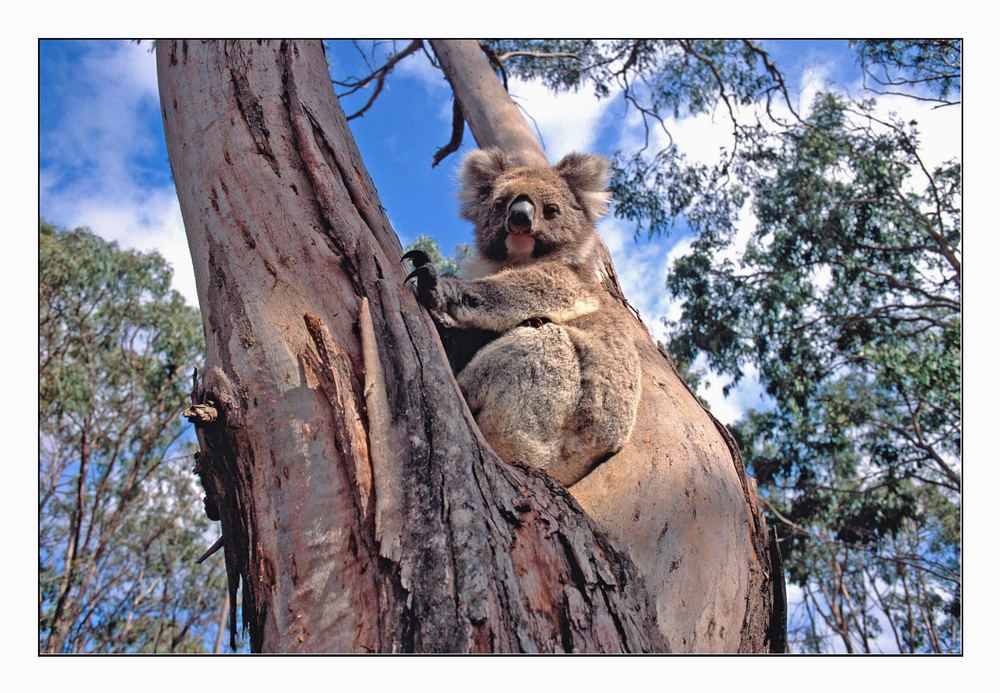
[432,96,465,168]
[333,40,423,120]
[497,50,581,63]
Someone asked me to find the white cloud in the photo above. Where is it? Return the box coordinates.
[872,94,961,175]
[43,42,160,183]
[615,96,732,169]
[395,44,450,94]
[509,77,618,161]
[390,45,455,122]
[41,41,199,306]
[693,355,767,426]
[50,189,196,306]
[797,64,834,115]
[663,236,693,326]
[599,217,675,346]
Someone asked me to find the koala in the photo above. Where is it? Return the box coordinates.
[403,148,641,487]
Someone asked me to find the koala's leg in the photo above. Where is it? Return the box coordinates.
[457,324,581,479]
[558,326,642,485]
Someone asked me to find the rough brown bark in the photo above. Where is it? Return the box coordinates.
[430,40,784,652]
[157,39,664,653]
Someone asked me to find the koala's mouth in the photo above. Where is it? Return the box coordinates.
[506,233,536,257]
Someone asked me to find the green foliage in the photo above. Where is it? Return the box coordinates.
[851,39,961,103]
[404,234,469,276]
[487,40,775,117]
[669,91,960,653]
[487,39,776,240]
[39,221,230,653]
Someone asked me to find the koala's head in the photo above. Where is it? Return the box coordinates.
[459,148,611,264]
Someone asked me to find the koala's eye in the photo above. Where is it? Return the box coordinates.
[543,203,561,220]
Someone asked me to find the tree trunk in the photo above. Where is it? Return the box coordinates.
[431,40,784,652]
[157,39,664,653]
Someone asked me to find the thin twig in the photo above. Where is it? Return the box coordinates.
[333,40,423,120]
[497,50,581,63]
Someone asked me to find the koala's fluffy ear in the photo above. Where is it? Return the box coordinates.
[459,148,508,221]
[555,152,612,220]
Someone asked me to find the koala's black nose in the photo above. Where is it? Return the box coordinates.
[507,198,534,234]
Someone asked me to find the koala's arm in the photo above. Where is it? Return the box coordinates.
[431,264,600,332]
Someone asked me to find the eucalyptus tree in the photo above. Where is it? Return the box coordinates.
[477,38,961,652]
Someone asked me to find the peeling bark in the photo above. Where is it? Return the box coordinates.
[157,39,663,653]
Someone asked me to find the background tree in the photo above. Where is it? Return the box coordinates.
[670,87,960,654]
[39,221,230,653]
[404,235,469,277]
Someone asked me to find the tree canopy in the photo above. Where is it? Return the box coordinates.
[670,91,960,652]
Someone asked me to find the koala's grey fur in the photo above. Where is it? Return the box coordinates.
[408,148,641,486]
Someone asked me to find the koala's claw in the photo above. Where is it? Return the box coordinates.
[404,264,437,288]
[401,249,431,267]
[402,250,439,306]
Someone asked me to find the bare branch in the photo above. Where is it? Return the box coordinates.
[497,50,581,63]
[432,96,465,168]
[332,40,423,120]
[742,40,803,125]
[197,536,225,564]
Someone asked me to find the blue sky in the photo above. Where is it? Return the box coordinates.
[38,39,960,433]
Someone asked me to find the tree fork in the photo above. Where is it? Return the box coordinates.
[429,39,785,652]
[158,39,663,653]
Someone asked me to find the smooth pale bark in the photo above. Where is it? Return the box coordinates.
[157,40,663,653]
[430,40,783,652]
[431,41,549,169]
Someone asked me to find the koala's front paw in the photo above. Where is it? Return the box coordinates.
[402,250,461,329]
[402,250,460,329]
[401,249,439,306]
